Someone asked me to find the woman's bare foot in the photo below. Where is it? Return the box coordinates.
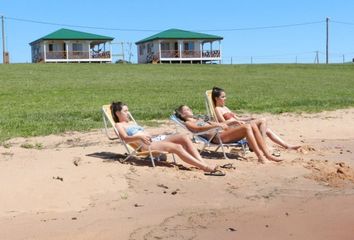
[286,144,301,150]
[266,154,284,162]
[204,165,219,173]
[257,155,267,164]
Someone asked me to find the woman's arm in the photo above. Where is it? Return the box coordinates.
[238,116,255,121]
[215,106,242,126]
[185,119,227,132]
[116,123,151,144]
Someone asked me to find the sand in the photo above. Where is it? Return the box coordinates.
[1,108,354,239]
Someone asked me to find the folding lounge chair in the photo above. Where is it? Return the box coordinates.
[102,104,175,167]
[170,114,245,159]
[204,90,248,154]
[205,90,219,122]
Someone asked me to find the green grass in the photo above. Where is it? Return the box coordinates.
[0,63,353,141]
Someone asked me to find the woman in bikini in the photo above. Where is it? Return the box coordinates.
[211,86,300,151]
[111,101,223,175]
[175,105,283,163]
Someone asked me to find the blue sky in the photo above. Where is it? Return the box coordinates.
[2,0,354,63]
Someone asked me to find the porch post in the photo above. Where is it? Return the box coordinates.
[158,40,161,63]
[199,40,202,58]
[178,40,182,60]
[110,42,112,63]
[219,40,222,64]
[88,41,91,61]
[43,42,46,63]
[199,40,202,64]
[64,41,69,62]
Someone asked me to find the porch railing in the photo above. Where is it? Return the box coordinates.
[159,50,220,59]
[44,51,111,60]
[202,50,221,58]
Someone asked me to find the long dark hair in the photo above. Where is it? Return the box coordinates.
[211,86,224,105]
[174,105,186,121]
[110,101,127,123]
[175,105,209,122]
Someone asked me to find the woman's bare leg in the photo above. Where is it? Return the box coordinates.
[149,141,215,172]
[250,122,283,162]
[219,124,267,163]
[252,118,267,140]
[165,134,205,163]
[253,118,300,150]
[266,129,301,150]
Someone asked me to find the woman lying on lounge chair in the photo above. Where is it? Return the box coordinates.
[175,105,283,163]
[211,87,301,151]
[111,101,224,175]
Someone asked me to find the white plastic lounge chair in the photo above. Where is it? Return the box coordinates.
[170,114,247,159]
[102,104,175,167]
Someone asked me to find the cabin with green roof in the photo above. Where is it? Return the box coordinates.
[135,28,223,64]
[29,28,114,63]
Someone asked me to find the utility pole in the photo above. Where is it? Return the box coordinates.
[326,17,329,64]
[314,51,319,64]
[128,42,132,63]
[111,41,133,63]
[121,42,125,62]
[1,15,5,64]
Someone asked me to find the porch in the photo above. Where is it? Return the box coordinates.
[39,50,111,63]
[151,48,221,64]
[136,28,223,64]
[30,29,114,63]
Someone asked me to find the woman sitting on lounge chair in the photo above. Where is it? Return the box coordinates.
[111,101,223,175]
[175,105,283,163]
[211,87,300,151]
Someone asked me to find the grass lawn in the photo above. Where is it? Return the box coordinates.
[0,63,353,142]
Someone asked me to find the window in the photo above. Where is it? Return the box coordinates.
[72,43,83,52]
[161,42,170,51]
[184,42,195,51]
[147,43,153,54]
[139,45,145,55]
[48,43,62,52]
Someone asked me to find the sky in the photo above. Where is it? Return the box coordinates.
[1,0,354,64]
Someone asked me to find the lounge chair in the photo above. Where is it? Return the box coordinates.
[205,90,218,122]
[170,114,247,159]
[102,104,175,167]
[204,89,248,154]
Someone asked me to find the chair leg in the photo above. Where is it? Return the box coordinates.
[241,144,246,154]
[221,145,229,159]
[215,134,229,159]
[148,146,156,167]
[172,154,176,164]
[123,154,133,162]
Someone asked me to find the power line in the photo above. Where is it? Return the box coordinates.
[332,20,354,26]
[196,20,325,32]
[5,16,159,32]
[5,16,325,33]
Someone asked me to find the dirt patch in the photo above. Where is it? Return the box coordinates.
[304,159,354,187]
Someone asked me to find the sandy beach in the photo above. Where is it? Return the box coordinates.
[1,108,354,240]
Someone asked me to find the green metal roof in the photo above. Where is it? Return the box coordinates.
[30,28,114,45]
[135,28,223,44]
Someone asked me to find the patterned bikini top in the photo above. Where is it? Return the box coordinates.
[125,124,144,136]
